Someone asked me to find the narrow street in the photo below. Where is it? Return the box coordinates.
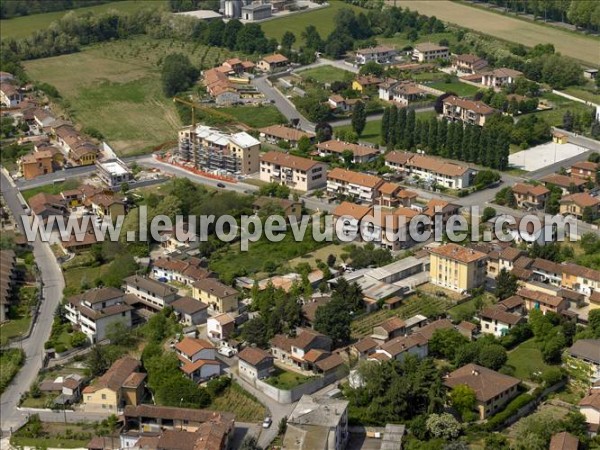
[0,171,66,435]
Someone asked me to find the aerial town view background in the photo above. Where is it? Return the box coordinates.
[0,0,599,449]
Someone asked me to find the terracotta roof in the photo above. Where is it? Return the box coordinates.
[180,359,220,375]
[303,349,328,363]
[518,288,565,307]
[531,258,562,274]
[429,243,488,264]
[540,174,587,188]
[354,75,383,86]
[560,192,600,208]
[175,337,215,357]
[171,296,208,315]
[261,151,323,171]
[571,161,599,172]
[498,295,524,310]
[317,140,379,158]
[498,247,523,262]
[512,182,549,197]
[415,318,454,341]
[292,329,329,351]
[481,67,523,78]
[259,124,314,141]
[579,391,600,410]
[405,154,470,177]
[262,53,288,64]
[379,333,427,357]
[210,313,235,326]
[415,42,448,52]
[122,372,147,389]
[301,297,331,323]
[385,151,412,165]
[454,54,488,68]
[353,337,379,353]
[315,353,344,372]
[328,167,383,188]
[238,347,273,366]
[332,202,373,220]
[443,363,520,402]
[83,357,140,393]
[549,432,579,450]
[68,287,123,306]
[480,306,523,325]
[378,317,406,333]
[124,404,234,424]
[192,278,237,298]
[562,263,600,282]
[590,290,600,305]
[443,95,496,115]
[356,45,395,55]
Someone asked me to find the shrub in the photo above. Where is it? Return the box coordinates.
[485,393,533,431]
[206,376,231,397]
[54,343,68,353]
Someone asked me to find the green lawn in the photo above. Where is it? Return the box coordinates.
[22,180,80,201]
[0,315,31,346]
[209,227,328,284]
[265,367,316,390]
[561,86,600,104]
[209,382,266,422]
[534,92,595,129]
[219,105,287,129]
[23,36,249,155]
[429,81,481,97]
[63,253,112,297]
[0,349,25,394]
[447,294,495,322]
[377,32,458,53]
[506,338,552,381]
[261,2,362,44]
[297,66,355,85]
[11,421,94,449]
[0,1,166,40]
[0,285,38,346]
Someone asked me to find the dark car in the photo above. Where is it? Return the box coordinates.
[217,182,226,188]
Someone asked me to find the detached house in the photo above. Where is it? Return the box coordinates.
[560,193,600,220]
[452,54,488,74]
[512,183,549,209]
[257,53,289,73]
[327,168,383,203]
[175,337,220,382]
[540,174,587,195]
[192,278,238,314]
[479,305,524,338]
[123,276,178,313]
[442,96,497,127]
[258,124,315,148]
[378,80,427,106]
[0,82,22,107]
[270,329,332,370]
[259,151,327,192]
[317,140,379,164]
[207,313,236,340]
[412,43,450,62]
[571,161,598,180]
[371,333,428,362]
[171,296,208,326]
[83,356,146,412]
[371,317,406,344]
[238,347,274,381]
[65,287,132,343]
[518,288,567,315]
[352,75,383,92]
[481,68,523,88]
[443,363,520,419]
[355,45,397,65]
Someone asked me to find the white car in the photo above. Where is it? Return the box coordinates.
[218,347,235,357]
[262,417,272,429]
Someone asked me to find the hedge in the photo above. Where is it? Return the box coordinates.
[485,393,534,431]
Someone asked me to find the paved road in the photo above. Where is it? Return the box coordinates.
[0,171,66,435]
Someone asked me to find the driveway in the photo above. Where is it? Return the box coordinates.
[0,171,66,434]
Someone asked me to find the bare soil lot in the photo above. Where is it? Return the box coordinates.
[390,0,599,66]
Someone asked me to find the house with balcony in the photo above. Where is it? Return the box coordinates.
[207,313,236,341]
[192,278,238,314]
[395,152,475,189]
[540,174,587,195]
[270,329,332,370]
[317,140,380,164]
[371,334,429,363]
[175,337,220,382]
[151,256,213,286]
[258,124,315,148]
[518,288,567,315]
[123,276,178,313]
[65,287,132,343]
[570,161,598,180]
[327,168,383,203]
[257,53,289,72]
[480,68,523,88]
[355,45,397,65]
[259,151,327,192]
[332,202,374,242]
[512,183,550,209]
[451,54,488,74]
[561,263,600,297]
[560,193,600,220]
[442,96,497,127]
[378,80,427,106]
[377,183,417,208]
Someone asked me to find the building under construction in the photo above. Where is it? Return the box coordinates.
[177,125,261,175]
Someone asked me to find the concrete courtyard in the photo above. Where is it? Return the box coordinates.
[509,141,589,171]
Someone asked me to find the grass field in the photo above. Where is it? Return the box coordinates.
[219,105,287,129]
[261,2,362,44]
[209,382,266,422]
[297,66,355,84]
[0,349,25,394]
[11,421,94,449]
[288,243,347,268]
[561,86,600,104]
[23,36,248,155]
[535,92,595,128]
[265,367,316,390]
[429,81,481,97]
[447,294,494,322]
[505,338,552,380]
[22,180,80,201]
[391,0,599,66]
[63,253,112,297]
[0,1,166,40]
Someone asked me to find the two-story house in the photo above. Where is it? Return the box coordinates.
[317,140,379,164]
[442,96,497,127]
[540,174,587,195]
[0,82,22,107]
[452,54,488,74]
[412,43,450,62]
[123,276,178,313]
[378,80,427,106]
[64,287,132,343]
[355,45,397,65]
[327,168,383,203]
[270,329,332,370]
[175,337,220,382]
[371,334,428,362]
[259,151,327,192]
[560,193,600,220]
[479,305,524,338]
[570,161,598,180]
[480,68,523,88]
[371,317,406,344]
[518,288,567,315]
[512,183,550,209]
[257,53,289,72]
[192,279,238,314]
[207,313,236,340]
[237,347,274,381]
[258,124,315,148]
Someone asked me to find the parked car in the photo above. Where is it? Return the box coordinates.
[218,347,235,357]
[262,417,272,429]
[216,182,226,188]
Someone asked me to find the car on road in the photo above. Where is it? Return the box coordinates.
[262,417,272,428]
[216,182,226,188]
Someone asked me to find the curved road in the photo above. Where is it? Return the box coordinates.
[0,171,65,434]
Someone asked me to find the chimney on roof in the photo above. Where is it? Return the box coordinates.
[472,369,479,376]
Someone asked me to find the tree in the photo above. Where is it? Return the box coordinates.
[242,317,268,347]
[359,61,384,77]
[314,297,351,346]
[161,53,199,97]
[426,413,461,440]
[70,331,88,348]
[281,31,296,51]
[495,268,519,300]
[562,110,574,131]
[449,384,477,420]
[258,182,290,199]
[240,436,263,450]
[429,328,469,360]
[351,101,367,137]
[481,206,497,222]
[326,254,336,267]
[484,433,509,450]
[477,344,507,370]
[582,206,595,223]
[297,135,311,154]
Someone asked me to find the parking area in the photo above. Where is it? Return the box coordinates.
[509,141,588,171]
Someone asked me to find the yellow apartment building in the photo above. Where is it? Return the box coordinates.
[429,243,488,293]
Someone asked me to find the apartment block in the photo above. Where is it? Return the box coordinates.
[429,243,488,293]
[327,168,383,203]
[412,43,450,62]
[259,151,327,192]
[442,95,497,127]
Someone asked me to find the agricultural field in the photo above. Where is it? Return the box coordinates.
[298,66,355,85]
[0,1,166,40]
[261,2,362,44]
[23,37,247,155]
[390,0,599,66]
[350,293,452,339]
[208,382,266,422]
[377,31,458,52]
